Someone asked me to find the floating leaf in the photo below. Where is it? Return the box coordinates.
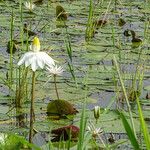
[47,100,78,117]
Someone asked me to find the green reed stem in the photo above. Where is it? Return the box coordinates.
[16,0,24,108]
[29,71,36,143]
[65,27,77,86]
[19,0,23,22]
[16,68,28,108]
[9,8,14,88]
[136,97,150,149]
[77,67,90,150]
[54,74,59,100]
[65,27,72,63]
[85,0,94,41]
[113,56,136,138]
[111,25,115,48]
[77,100,87,150]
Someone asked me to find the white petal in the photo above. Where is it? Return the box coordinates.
[17,55,26,66]
[35,54,44,69]
[31,57,38,71]
[25,59,31,67]
[41,52,55,67]
[25,55,34,67]
[37,59,44,69]
[18,52,34,66]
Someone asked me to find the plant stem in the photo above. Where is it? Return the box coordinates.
[113,56,136,138]
[9,8,14,92]
[54,74,59,100]
[29,71,36,143]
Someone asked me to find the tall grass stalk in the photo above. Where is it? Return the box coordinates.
[77,100,87,150]
[118,111,140,150]
[9,9,14,90]
[85,0,94,41]
[77,67,90,150]
[102,0,112,22]
[15,0,25,108]
[65,28,72,63]
[111,26,115,48]
[15,68,28,108]
[136,97,150,149]
[131,48,143,92]
[113,56,136,138]
[65,27,77,84]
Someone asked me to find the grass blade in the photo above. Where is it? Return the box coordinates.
[118,111,140,150]
[136,97,150,149]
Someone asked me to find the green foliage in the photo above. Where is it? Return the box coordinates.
[85,0,95,41]
[118,111,140,150]
[0,0,150,149]
[136,97,150,150]
[0,134,40,150]
[77,102,87,150]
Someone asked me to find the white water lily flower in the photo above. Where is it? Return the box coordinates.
[94,106,100,120]
[17,37,55,72]
[24,2,35,11]
[87,123,103,138]
[47,65,64,76]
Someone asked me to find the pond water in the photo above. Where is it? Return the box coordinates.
[0,0,150,149]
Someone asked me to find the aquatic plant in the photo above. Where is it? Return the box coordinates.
[93,106,100,124]
[17,36,55,143]
[47,65,63,100]
[130,30,142,48]
[51,125,79,142]
[87,123,103,139]
[0,0,150,149]
[0,134,40,150]
[113,56,136,138]
[56,5,67,21]
[24,1,35,12]
[85,0,95,41]
[47,99,78,117]
[18,37,55,72]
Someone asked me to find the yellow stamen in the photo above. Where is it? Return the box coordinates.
[33,37,40,47]
[32,36,40,52]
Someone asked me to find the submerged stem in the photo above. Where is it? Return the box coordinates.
[29,71,36,143]
[54,74,59,100]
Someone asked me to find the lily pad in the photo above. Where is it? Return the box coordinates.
[47,100,78,117]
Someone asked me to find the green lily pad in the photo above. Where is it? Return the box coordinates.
[47,100,78,117]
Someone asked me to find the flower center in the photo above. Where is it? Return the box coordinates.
[32,37,40,52]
